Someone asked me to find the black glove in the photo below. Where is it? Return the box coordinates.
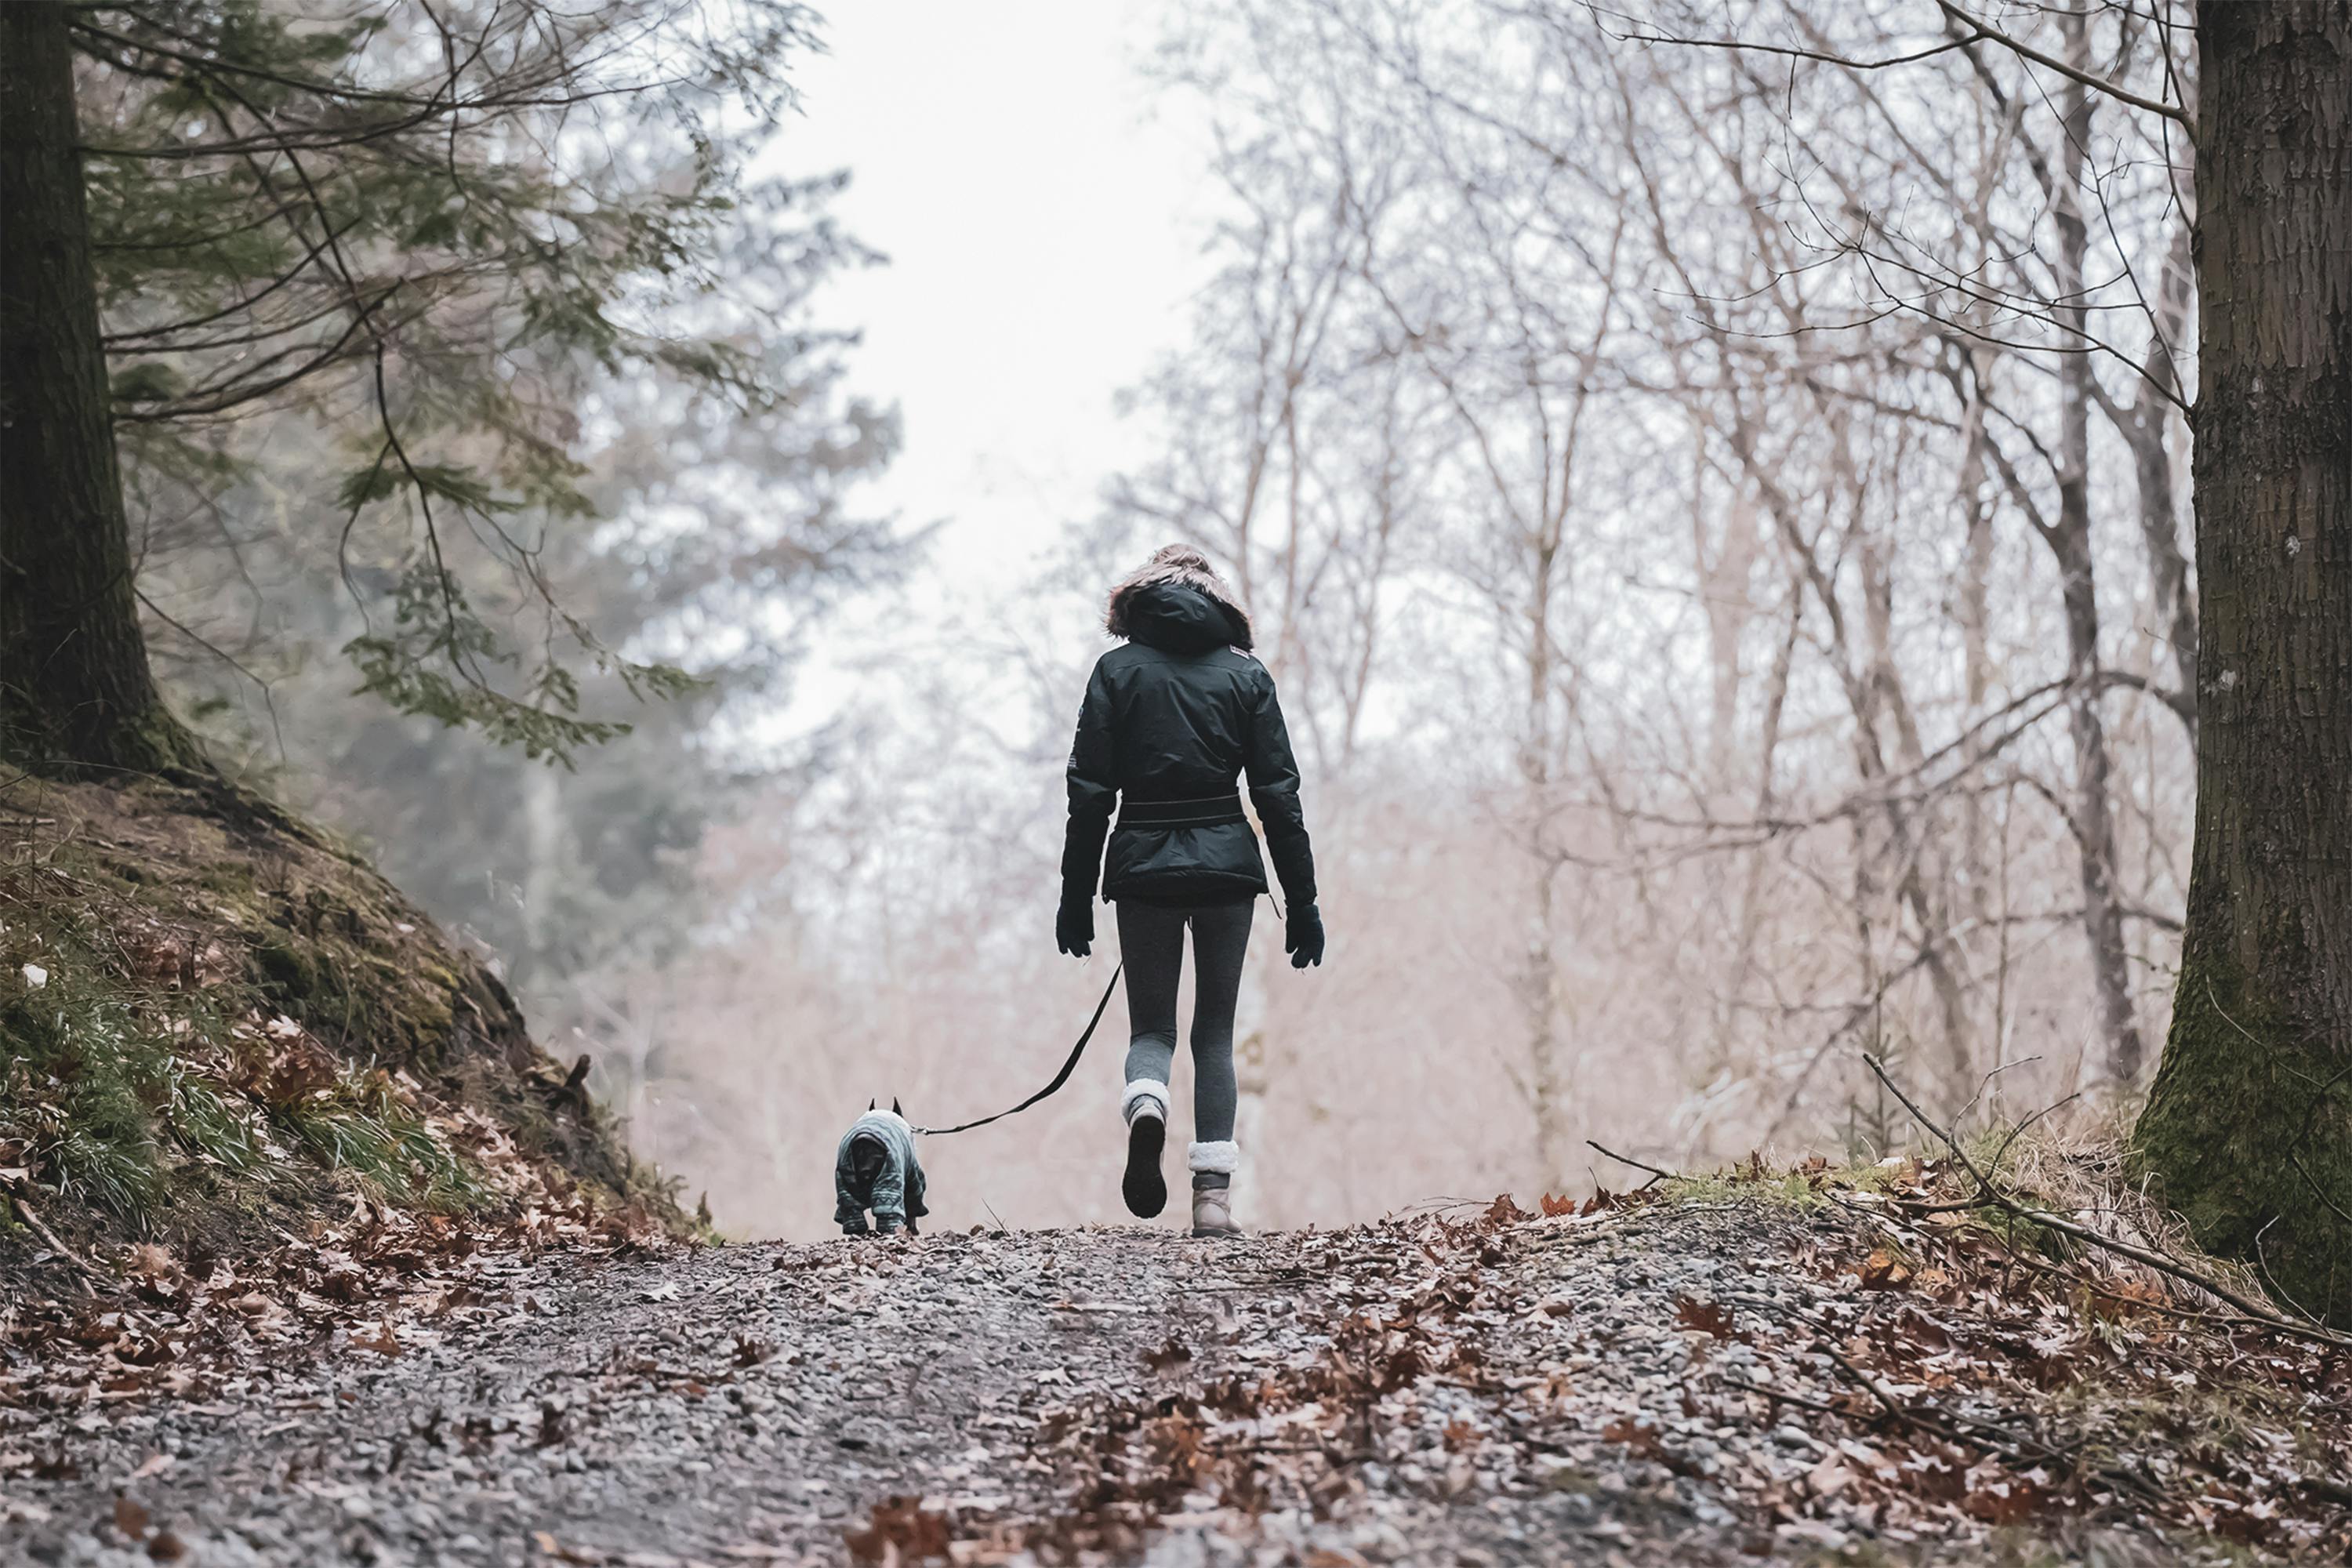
[1286,902,1325,968]
[1056,893,1094,957]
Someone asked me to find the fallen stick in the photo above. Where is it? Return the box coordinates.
[1585,1141,1675,1185]
[1712,1374,1845,1417]
[1860,1053,2352,1351]
[1839,1190,2281,1338]
[4,1183,100,1294]
[1819,1342,2072,1468]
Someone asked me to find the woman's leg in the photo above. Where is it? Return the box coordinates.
[1184,901,1254,1225]
[1117,900,1185,1100]
[1115,900,1185,1216]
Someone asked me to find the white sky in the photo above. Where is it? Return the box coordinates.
[775,2,1213,593]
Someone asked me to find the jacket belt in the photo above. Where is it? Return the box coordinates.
[1116,793,1248,829]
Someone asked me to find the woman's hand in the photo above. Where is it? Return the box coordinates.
[1286,902,1325,968]
[1056,895,1094,957]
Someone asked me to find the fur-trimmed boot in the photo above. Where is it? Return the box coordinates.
[1121,1080,1170,1218]
[1189,1142,1242,1238]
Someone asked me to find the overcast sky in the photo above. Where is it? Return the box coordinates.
[778,2,1211,593]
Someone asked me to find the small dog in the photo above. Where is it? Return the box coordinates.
[833,1098,927,1236]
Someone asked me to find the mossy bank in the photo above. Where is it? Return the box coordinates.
[0,771,686,1287]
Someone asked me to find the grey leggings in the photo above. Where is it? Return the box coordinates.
[1117,899,1254,1143]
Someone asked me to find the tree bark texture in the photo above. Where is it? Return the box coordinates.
[2133,0,2352,1327]
[0,2,193,774]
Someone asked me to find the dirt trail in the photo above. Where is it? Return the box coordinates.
[2,1197,2332,1566]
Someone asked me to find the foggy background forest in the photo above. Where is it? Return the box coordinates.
[143,0,2196,1240]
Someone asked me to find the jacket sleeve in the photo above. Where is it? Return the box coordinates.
[1060,659,1118,902]
[1244,665,1317,909]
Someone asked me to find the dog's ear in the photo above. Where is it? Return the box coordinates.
[892,1097,902,1116]
[869,1097,877,1112]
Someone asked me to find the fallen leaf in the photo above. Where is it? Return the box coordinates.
[1961,1473,2045,1524]
[113,1494,149,1537]
[1675,1296,1736,1339]
[1143,1334,1192,1373]
[844,1497,950,1563]
[1378,1343,1426,1392]
[123,1245,180,1284]
[1859,1250,1914,1290]
[349,1323,401,1358]
[1484,1193,1531,1226]
[1806,1457,1857,1499]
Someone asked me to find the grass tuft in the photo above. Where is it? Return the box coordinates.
[281,1068,484,1210]
[2,917,480,1225]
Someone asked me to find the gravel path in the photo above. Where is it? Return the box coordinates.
[0,1200,2312,1566]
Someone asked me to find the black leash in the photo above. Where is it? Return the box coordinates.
[912,964,1123,1136]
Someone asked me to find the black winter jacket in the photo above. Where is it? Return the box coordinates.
[1062,555,1316,909]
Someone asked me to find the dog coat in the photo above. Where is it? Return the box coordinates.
[833,1109,927,1234]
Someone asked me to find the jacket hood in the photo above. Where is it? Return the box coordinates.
[1105,546,1254,654]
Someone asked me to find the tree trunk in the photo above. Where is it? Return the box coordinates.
[1956,358,1997,931]
[1522,537,1571,1192]
[0,2,194,775]
[2132,0,2352,1327]
[520,761,566,986]
[2049,28,2145,1087]
[2102,216,2200,739]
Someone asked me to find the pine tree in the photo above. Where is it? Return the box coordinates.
[1,3,194,772]
[2,0,824,772]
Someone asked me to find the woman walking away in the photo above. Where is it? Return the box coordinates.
[1057,543,1323,1238]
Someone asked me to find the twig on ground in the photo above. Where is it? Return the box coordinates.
[1860,1053,2352,1350]
[1587,1141,1675,1185]
[1713,1374,1846,1417]
[1820,1343,1920,1428]
[4,1184,102,1294]
[2300,1473,2352,1509]
[1819,1342,2072,1468]
[1851,1189,2294,1338]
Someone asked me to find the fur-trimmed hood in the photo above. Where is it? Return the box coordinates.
[1105,545,1254,654]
